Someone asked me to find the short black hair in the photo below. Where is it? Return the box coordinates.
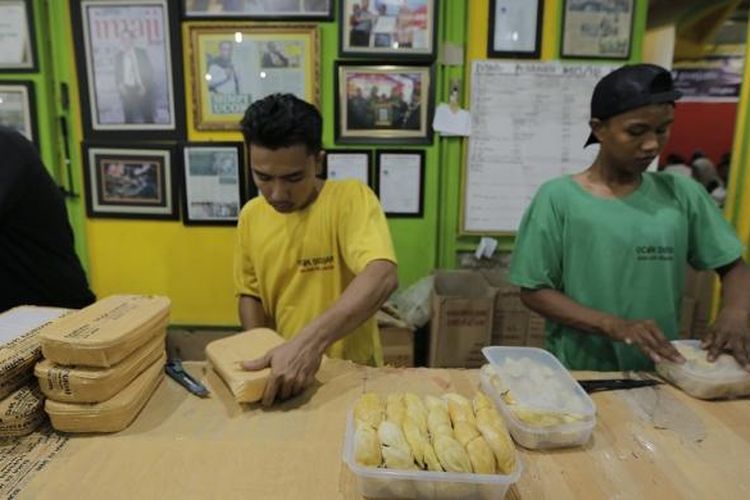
[240,93,322,154]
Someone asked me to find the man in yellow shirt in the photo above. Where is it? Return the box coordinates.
[234,93,398,405]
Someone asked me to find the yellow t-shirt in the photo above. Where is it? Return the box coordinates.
[233,179,396,365]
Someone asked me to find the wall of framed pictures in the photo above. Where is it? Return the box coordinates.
[31,0,658,325]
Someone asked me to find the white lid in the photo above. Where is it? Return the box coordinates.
[482,346,595,418]
[661,340,750,383]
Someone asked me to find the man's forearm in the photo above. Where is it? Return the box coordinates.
[297,260,398,352]
[238,295,270,331]
[718,259,750,315]
[520,288,619,338]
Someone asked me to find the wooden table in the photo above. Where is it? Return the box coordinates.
[4,360,750,500]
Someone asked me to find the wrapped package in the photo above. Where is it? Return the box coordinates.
[35,333,166,403]
[0,382,46,437]
[39,295,170,368]
[45,353,165,433]
[205,329,285,403]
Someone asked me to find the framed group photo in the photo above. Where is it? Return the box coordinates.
[83,144,178,220]
[487,0,543,59]
[335,62,434,145]
[0,81,37,145]
[181,143,247,225]
[375,149,424,217]
[186,23,319,131]
[0,0,37,72]
[561,0,633,60]
[182,0,333,20]
[339,0,437,60]
[71,0,184,139]
[320,149,372,186]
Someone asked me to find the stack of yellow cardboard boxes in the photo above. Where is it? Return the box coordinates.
[0,306,68,437]
[34,295,170,433]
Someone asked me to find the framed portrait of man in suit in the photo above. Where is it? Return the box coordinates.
[72,0,184,139]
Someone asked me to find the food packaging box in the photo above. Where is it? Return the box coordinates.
[480,346,596,449]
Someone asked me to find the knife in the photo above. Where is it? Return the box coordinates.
[577,378,662,393]
[165,358,210,397]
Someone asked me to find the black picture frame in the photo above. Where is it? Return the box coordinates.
[180,142,247,226]
[375,149,424,218]
[560,0,634,60]
[70,0,185,140]
[180,0,334,21]
[338,0,438,60]
[82,142,179,220]
[334,62,435,145]
[320,149,372,186]
[0,80,38,147]
[0,0,38,72]
[487,0,543,59]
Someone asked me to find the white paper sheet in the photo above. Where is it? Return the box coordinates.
[378,153,421,214]
[327,153,369,184]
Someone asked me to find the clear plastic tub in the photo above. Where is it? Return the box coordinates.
[655,340,750,400]
[343,413,522,499]
[480,346,596,450]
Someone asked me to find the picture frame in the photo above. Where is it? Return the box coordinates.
[181,0,333,21]
[71,0,184,139]
[560,0,633,60]
[0,0,37,72]
[82,143,179,220]
[181,142,247,226]
[487,0,543,59]
[334,62,434,145]
[375,149,424,217]
[320,149,372,186]
[186,23,320,131]
[0,80,37,146]
[339,0,438,60]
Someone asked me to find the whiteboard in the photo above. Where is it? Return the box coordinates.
[463,61,616,234]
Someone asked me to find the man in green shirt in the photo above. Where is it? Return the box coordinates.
[510,64,750,371]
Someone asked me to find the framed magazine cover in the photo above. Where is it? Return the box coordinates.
[182,0,333,21]
[181,142,247,225]
[561,0,633,60]
[71,0,184,139]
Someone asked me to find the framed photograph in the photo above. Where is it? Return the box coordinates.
[561,0,633,60]
[339,0,437,60]
[181,143,247,225]
[375,150,424,217]
[488,0,543,59]
[83,144,178,220]
[321,149,372,186]
[182,0,333,20]
[335,62,434,145]
[186,23,320,131]
[71,0,184,139]
[0,0,36,72]
[0,81,37,145]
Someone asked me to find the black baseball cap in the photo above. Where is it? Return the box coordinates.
[585,64,682,147]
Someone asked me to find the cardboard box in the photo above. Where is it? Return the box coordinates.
[429,271,494,368]
[380,327,414,368]
[526,313,546,348]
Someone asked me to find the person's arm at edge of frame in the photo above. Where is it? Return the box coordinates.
[519,287,685,364]
[703,258,750,370]
[238,294,271,331]
[241,259,398,405]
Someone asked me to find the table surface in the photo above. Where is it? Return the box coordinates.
[5,360,750,500]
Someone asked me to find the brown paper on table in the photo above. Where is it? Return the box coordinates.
[0,383,45,438]
[38,295,170,368]
[205,328,285,403]
[34,333,166,403]
[44,352,165,433]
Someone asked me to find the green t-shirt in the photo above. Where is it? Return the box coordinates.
[509,172,744,371]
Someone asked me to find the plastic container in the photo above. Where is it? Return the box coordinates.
[343,413,522,499]
[655,340,750,400]
[480,346,596,450]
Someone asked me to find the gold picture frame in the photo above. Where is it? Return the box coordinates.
[186,23,320,131]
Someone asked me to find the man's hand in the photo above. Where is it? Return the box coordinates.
[604,318,685,364]
[240,334,325,406]
[702,308,750,371]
